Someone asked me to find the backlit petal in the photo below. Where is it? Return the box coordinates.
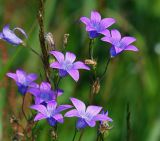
[67,69,79,82]
[50,51,64,62]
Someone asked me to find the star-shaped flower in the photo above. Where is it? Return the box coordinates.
[80,11,116,39]
[101,29,138,57]
[0,24,27,46]
[50,51,90,82]
[65,98,109,129]
[7,69,38,95]
[28,82,63,104]
[30,101,72,126]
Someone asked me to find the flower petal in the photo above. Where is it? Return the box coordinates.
[101,36,112,44]
[80,17,90,25]
[40,82,51,91]
[30,104,48,116]
[85,120,96,127]
[91,11,101,22]
[13,27,27,38]
[124,45,138,51]
[27,73,37,82]
[111,29,121,41]
[121,37,136,46]
[86,106,102,117]
[34,113,47,121]
[93,114,112,122]
[65,109,80,117]
[73,61,90,70]
[28,87,40,96]
[0,32,3,39]
[86,26,95,31]
[50,62,61,69]
[50,51,64,62]
[100,18,116,28]
[70,98,86,113]
[47,101,57,114]
[67,69,79,82]
[99,29,110,37]
[6,72,18,81]
[53,114,64,123]
[16,69,27,84]
[65,52,76,63]
[56,105,72,113]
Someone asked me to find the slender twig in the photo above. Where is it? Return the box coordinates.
[99,56,111,81]
[126,103,131,141]
[22,95,28,121]
[72,129,78,141]
[78,129,84,141]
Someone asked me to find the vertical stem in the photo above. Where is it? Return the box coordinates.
[126,103,131,141]
[78,129,84,141]
[72,129,78,141]
[89,39,94,60]
[22,95,28,121]
[38,0,50,82]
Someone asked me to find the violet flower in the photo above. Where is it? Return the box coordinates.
[65,98,109,129]
[101,29,138,57]
[7,69,38,95]
[0,24,27,46]
[80,11,116,39]
[50,51,90,82]
[100,110,113,124]
[30,101,72,126]
[28,81,63,104]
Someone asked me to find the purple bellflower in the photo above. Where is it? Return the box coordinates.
[65,98,109,129]
[100,110,113,124]
[30,101,72,126]
[50,51,90,82]
[28,82,63,104]
[101,29,138,57]
[80,11,116,39]
[0,24,27,46]
[7,69,38,95]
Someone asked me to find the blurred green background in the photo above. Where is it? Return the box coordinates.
[0,0,160,141]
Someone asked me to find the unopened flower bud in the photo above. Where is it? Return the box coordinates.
[92,78,100,94]
[63,33,69,48]
[85,59,97,67]
[99,121,112,134]
[45,32,55,51]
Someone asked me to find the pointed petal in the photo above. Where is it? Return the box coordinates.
[6,72,17,81]
[27,73,37,82]
[124,45,138,51]
[56,105,72,113]
[27,88,40,96]
[28,82,39,88]
[86,106,102,117]
[50,62,61,69]
[30,105,48,116]
[73,61,90,70]
[80,17,90,25]
[13,27,27,38]
[47,101,57,113]
[67,69,79,82]
[101,36,112,44]
[91,11,101,22]
[86,26,95,31]
[121,37,136,46]
[85,120,96,127]
[40,82,51,91]
[65,52,76,63]
[93,114,112,122]
[111,29,121,41]
[50,51,64,62]
[100,18,116,28]
[34,113,47,121]
[65,109,80,117]
[70,98,86,113]
[53,114,63,123]
[99,29,110,36]
[16,70,27,84]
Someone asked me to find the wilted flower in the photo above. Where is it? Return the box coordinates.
[7,69,38,95]
[28,81,63,104]
[101,29,138,57]
[0,24,27,46]
[65,98,109,129]
[50,51,90,81]
[80,11,116,39]
[30,101,72,126]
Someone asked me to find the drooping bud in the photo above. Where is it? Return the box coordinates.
[45,32,55,52]
[85,59,97,67]
[63,33,69,49]
[92,78,100,94]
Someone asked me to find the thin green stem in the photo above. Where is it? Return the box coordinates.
[22,95,28,121]
[89,39,94,60]
[72,129,78,141]
[78,129,84,141]
[99,56,111,81]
